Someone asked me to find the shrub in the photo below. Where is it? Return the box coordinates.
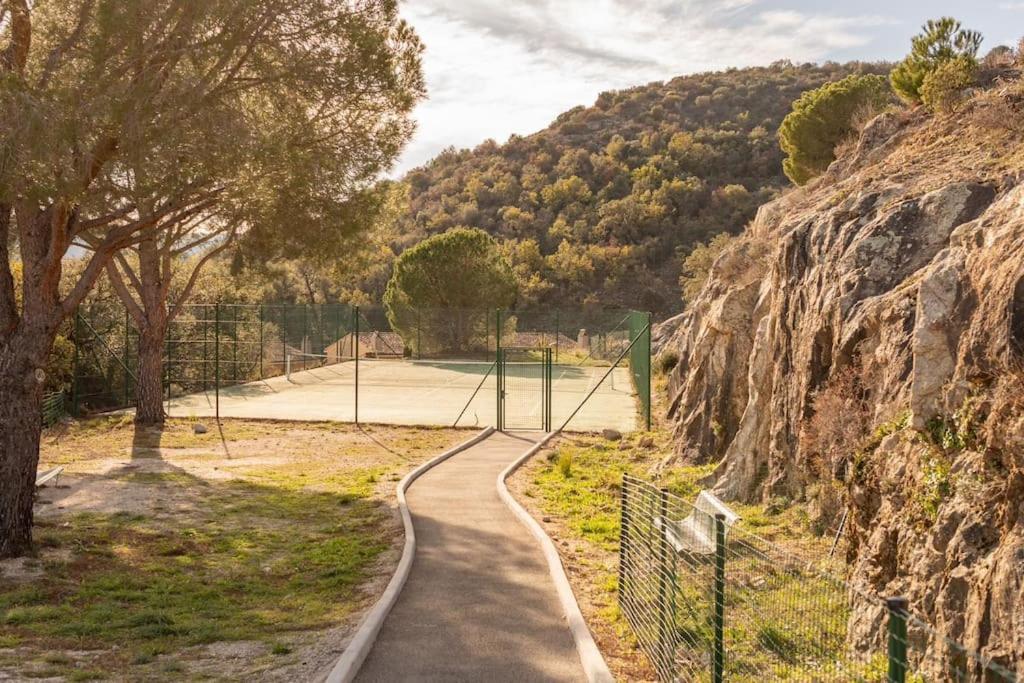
[920,56,977,112]
[658,351,680,375]
[558,451,573,478]
[679,233,735,302]
[982,45,1015,70]
[890,17,982,105]
[779,74,892,185]
[798,366,873,481]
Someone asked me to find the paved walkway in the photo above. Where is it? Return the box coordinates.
[355,431,586,682]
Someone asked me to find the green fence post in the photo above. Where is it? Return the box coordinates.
[71,313,80,416]
[416,309,422,359]
[258,304,264,380]
[646,311,652,431]
[887,597,909,683]
[232,306,238,383]
[554,309,560,363]
[353,305,359,425]
[495,309,502,430]
[713,513,726,683]
[214,302,220,422]
[123,306,130,407]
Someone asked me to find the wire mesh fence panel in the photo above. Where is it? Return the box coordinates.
[381,304,494,360]
[498,347,550,431]
[72,299,137,413]
[619,475,1020,683]
[41,392,66,427]
[70,301,651,432]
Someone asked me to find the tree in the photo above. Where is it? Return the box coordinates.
[0,0,423,557]
[890,17,982,104]
[383,228,517,354]
[779,74,892,185]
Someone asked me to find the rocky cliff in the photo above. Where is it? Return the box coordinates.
[664,79,1024,673]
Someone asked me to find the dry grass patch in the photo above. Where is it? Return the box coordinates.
[1,418,467,681]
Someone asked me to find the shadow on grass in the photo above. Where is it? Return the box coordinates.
[6,440,399,679]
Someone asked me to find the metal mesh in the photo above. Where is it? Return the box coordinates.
[70,303,651,432]
[619,475,1020,682]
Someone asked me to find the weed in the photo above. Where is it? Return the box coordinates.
[558,452,573,478]
[270,642,292,656]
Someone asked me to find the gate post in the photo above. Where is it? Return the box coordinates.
[71,312,80,416]
[496,309,503,431]
[214,302,221,422]
[713,513,726,683]
[354,305,360,425]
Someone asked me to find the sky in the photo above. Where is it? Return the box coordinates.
[391,1,1022,175]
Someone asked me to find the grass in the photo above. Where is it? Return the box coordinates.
[1,418,464,680]
[516,430,858,681]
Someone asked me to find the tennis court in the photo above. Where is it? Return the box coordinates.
[164,356,638,432]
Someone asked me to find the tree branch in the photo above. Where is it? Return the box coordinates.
[169,229,235,322]
[0,0,30,74]
[105,259,145,326]
[38,0,94,88]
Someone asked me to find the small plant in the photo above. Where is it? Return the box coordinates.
[658,351,679,375]
[558,452,573,479]
[916,451,952,521]
[270,642,292,656]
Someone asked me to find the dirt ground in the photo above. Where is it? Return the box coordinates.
[0,417,469,682]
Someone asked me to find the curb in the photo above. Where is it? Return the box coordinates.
[497,433,615,683]
[326,426,496,683]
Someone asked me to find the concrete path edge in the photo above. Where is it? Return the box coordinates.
[326,426,496,683]
[497,433,616,683]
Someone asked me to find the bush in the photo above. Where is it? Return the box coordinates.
[890,17,982,105]
[679,233,735,302]
[779,74,892,185]
[920,56,977,112]
[558,452,573,478]
[658,351,680,375]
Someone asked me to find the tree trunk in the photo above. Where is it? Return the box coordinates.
[134,321,167,425]
[0,333,49,559]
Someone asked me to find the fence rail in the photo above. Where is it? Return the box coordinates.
[618,475,1019,682]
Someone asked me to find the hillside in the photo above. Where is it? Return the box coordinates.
[664,74,1024,672]
[384,61,888,315]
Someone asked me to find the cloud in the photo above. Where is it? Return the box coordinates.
[999,2,1024,9]
[391,0,895,174]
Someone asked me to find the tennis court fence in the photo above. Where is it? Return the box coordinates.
[619,475,1019,682]
[69,300,651,430]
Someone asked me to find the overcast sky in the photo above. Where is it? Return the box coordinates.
[391,1,1020,175]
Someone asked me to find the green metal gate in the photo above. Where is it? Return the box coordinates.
[497,347,552,431]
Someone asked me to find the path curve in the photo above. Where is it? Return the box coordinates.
[351,431,590,682]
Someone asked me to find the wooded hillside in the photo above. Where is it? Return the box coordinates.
[385,61,889,315]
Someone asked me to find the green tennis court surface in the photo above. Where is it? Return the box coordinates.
[165,357,638,432]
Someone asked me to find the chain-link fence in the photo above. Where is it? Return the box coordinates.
[69,302,652,432]
[619,475,1019,682]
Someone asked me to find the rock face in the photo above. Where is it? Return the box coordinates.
[666,85,1024,672]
